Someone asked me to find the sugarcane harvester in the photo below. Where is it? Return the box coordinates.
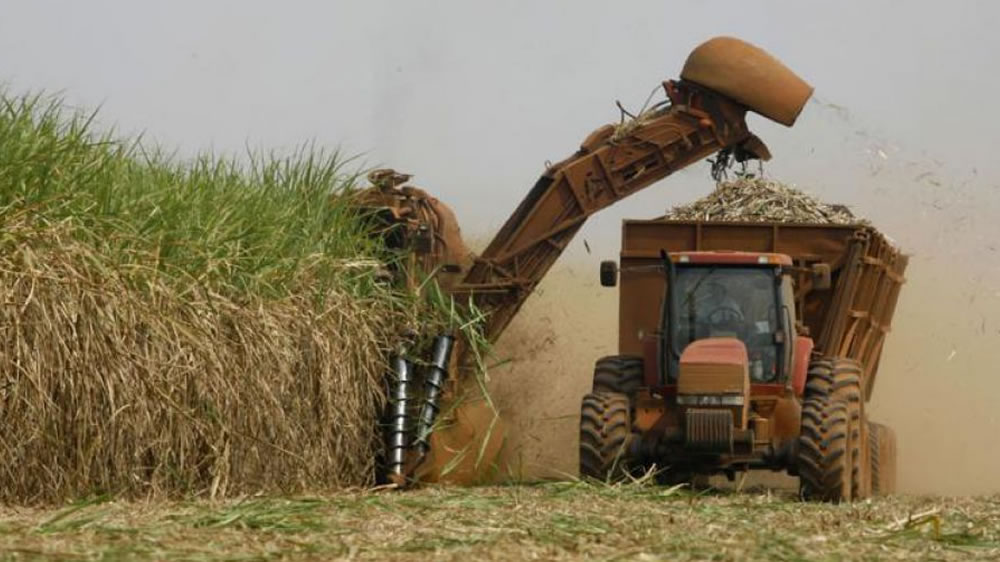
[360,37,819,487]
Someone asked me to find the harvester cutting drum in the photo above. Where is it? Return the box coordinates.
[356,36,904,500]
[381,335,455,486]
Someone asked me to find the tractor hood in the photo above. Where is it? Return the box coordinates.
[676,338,751,428]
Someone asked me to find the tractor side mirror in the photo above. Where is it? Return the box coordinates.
[811,263,832,290]
[599,260,618,287]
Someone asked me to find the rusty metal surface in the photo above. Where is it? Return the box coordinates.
[681,36,814,127]
[769,393,803,442]
[358,36,815,355]
[413,384,504,484]
[454,80,770,345]
[352,169,471,291]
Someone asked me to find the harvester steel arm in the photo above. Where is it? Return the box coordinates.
[451,36,814,345]
[453,80,770,344]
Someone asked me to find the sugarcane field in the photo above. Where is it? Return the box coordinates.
[1,3,999,561]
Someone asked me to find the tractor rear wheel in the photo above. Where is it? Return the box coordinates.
[803,357,868,499]
[804,357,863,410]
[592,356,644,397]
[868,421,897,495]
[798,395,853,502]
[579,392,634,482]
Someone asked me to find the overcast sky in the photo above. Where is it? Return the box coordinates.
[2,0,997,260]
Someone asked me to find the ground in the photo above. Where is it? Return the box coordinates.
[1,483,998,561]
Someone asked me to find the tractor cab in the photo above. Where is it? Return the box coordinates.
[662,252,796,387]
[600,250,814,478]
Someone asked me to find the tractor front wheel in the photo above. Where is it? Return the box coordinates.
[798,395,854,502]
[579,392,634,482]
[592,355,644,397]
[803,357,869,500]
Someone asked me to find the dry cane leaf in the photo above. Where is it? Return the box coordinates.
[666,177,868,225]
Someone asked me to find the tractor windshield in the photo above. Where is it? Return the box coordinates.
[668,265,783,383]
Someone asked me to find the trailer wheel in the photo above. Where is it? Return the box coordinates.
[798,395,853,502]
[868,421,897,495]
[804,357,868,499]
[579,392,634,482]
[592,355,645,397]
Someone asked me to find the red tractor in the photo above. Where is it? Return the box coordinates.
[582,220,905,500]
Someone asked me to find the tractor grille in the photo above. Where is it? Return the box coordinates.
[685,408,734,453]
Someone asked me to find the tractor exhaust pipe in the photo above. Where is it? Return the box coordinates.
[414,334,455,456]
[385,353,414,480]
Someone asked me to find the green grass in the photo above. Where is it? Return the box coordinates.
[0,90,454,502]
[0,485,997,561]
[0,91,383,300]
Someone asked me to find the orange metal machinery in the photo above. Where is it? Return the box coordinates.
[449,37,813,345]
[364,37,816,486]
[581,220,906,501]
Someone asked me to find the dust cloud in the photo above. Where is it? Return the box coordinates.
[870,258,1000,495]
[487,266,618,481]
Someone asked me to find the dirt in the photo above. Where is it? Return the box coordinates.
[3,485,997,560]
[487,255,1000,495]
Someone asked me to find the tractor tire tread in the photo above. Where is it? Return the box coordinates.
[803,356,867,500]
[798,396,852,502]
[579,392,634,482]
[592,355,645,396]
